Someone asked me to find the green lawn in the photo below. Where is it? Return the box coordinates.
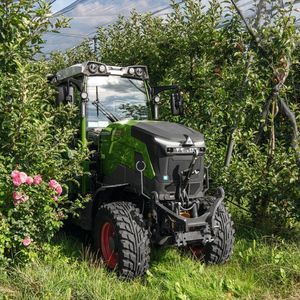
[0,222,299,300]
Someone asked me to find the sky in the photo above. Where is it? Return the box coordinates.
[52,0,75,12]
[43,0,300,55]
[44,0,175,54]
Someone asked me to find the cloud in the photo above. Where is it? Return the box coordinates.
[44,0,280,54]
[43,0,170,53]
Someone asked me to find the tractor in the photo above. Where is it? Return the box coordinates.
[50,61,235,279]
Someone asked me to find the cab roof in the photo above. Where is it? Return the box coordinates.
[55,61,149,82]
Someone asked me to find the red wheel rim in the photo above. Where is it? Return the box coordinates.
[100,221,118,269]
[189,246,205,259]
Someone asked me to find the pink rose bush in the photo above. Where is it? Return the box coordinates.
[6,169,66,258]
[11,170,63,207]
[1,163,86,266]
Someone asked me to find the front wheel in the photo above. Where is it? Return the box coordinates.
[93,201,150,279]
[190,198,235,264]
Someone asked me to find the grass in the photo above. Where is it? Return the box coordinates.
[0,218,299,299]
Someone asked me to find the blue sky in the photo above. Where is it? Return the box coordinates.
[43,0,300,55]
[52,0,75,12]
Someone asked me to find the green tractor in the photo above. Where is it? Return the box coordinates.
[50,61,235,279]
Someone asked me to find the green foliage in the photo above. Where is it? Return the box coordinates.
[0,0,68,74]
[0,1,88,264]
[89,0,299,228]
[46,40,97,74]
[0,230,299,299]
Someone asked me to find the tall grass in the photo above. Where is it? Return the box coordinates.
[0,219,299,300]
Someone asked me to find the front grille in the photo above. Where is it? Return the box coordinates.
[164,155,202,197]
[189,183,200,195]
[167,155,201,183]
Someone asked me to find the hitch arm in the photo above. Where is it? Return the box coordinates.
[207,187,225,231]
[179,151,199,201]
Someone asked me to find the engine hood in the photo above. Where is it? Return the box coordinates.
[131,121,205,147]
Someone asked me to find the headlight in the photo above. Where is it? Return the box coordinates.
[128,67,135,75]
[166,147,205,154]
[135,67,143,77]
[80,92,88,100]
[98,64,106,73]
[88,63,97,73]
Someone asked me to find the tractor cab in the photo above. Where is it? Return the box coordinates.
[51,61,181,136]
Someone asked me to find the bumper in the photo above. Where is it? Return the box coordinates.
[153,187,225,246]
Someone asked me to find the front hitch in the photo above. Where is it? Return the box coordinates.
[152,187,226,246]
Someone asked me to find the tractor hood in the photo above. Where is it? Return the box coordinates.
[131,121,205,148]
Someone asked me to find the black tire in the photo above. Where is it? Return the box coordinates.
[190,198,235,264]
[93,201,150,279]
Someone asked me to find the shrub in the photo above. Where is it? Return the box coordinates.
[0,1,89,264]
[0,170,64,263]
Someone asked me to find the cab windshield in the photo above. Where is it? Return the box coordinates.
[86,76,149,128]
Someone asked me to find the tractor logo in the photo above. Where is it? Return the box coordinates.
[183,136,194,146]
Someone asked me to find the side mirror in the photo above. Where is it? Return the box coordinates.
[170,92,183,115]
[56,86,66,105]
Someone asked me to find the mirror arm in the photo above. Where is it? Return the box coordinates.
[151,85,179,97]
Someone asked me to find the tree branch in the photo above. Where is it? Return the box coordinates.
[277,95,300,164]
[224,55,253,167]
[254,89,277,144]
[230,0,268,56]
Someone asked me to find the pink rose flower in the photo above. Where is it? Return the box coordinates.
[22,237,31,247]
[13,192,29,206]
[12,177,22,186]
[11,170,28,186]
[13,191,22,200]
[11,170,19,178]
[13,191,23,206]
[11,170,22,186]
[26,176,34,185]
[48,179,59,189]
[19,172,27,183]
[52,195,58,202]
[13,192,22,200]
[33,175,42,185]
[55,185,63,196]
[49,179,63,196]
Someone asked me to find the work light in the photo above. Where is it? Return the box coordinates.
[128,67,135,75]
[88,63,97,73]
[135,67,143,77]
[98,64,106,73]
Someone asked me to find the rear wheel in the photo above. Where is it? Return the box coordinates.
[190,198,235,264]
[93,201,150,279]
